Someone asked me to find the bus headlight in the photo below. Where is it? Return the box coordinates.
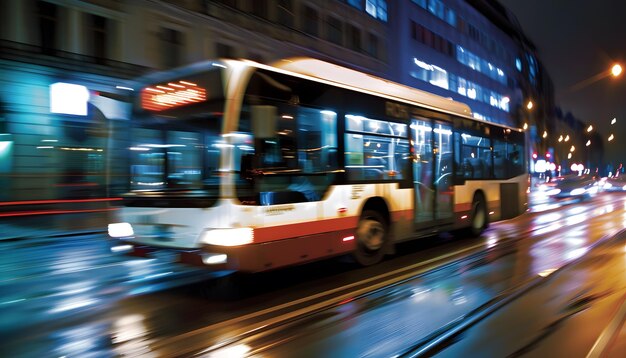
[200,228,254,246]
[108,222,134,237]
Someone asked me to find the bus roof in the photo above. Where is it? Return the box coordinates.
[137,57,521,132]
[267,57,473,118]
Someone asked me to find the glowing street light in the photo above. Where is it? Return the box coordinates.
[566,63,623,92]
[526,100,534,110]
[523,122,528,130]
[558,135,564,142]
[587,125,593,132]
[564,135,570,142]
[612,64,623,77]
[608,134,614,141]
[586,140,591,146]
[542,130,548,139]
[611,117,617,125]
[570,145,575,152]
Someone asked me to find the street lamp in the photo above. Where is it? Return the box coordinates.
[587,125,593,132]
[566,63,623,92]
[608,134,614,141]
[612,64,623,77]
[611,117,617,125]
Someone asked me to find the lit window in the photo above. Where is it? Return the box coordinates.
[365,0,387,21]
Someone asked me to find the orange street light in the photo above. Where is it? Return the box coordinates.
[566,63,623,92]
[612,64,623,77]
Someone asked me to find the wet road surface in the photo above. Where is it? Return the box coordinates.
[1,192,625,357]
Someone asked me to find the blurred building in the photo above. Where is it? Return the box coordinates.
[0,0,558,208]
[387,0,553,147]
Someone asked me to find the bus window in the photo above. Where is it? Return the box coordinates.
[459,132,491,179]
[236,74,339,204]
[345,115,410,181]
[492,129,525,179]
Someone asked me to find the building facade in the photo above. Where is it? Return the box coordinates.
[0,0,389,204]
[1,0,555,208]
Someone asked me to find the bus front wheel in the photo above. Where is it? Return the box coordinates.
[353,210,388,266]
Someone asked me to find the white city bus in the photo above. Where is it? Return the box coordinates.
[108,57,528,271]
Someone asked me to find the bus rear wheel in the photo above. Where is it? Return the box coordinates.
[467,193,488,237]
[353,210,388,266]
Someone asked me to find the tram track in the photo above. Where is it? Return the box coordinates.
[150,233,525,357]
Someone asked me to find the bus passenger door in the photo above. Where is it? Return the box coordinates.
[433,122,454,221]
[412,119,434,225]
[412,119,454,227]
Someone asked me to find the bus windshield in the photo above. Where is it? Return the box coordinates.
[128,68,225,197]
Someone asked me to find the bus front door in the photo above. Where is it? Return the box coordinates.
[412,119,454,228]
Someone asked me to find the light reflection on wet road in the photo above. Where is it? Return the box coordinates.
[1,193,625,357]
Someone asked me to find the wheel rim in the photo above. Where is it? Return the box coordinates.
[356,218,385,251]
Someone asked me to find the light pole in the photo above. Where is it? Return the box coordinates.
[565,63,623,93]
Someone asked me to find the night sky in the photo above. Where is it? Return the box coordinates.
[499,0,626,166]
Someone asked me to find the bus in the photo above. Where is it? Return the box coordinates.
[108,57,528,271]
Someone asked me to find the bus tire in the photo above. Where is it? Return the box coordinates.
[353,210,389,266]
[467,193,488,237]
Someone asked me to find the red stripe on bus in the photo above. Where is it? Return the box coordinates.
[391,209,413,221]
[0,198,122,206]
[254,216,358,243]
[455,203,471,212]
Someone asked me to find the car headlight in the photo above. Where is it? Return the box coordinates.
[570,188,586,196]
[200,228,254,246]
[108,222,134,237]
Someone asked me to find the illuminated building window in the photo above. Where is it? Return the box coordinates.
[365,0,387,22]
[410,58,510,113]
[456,45,507,85]
[347,0,363,10]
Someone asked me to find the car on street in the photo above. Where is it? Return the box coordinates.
[544,174,600,201]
